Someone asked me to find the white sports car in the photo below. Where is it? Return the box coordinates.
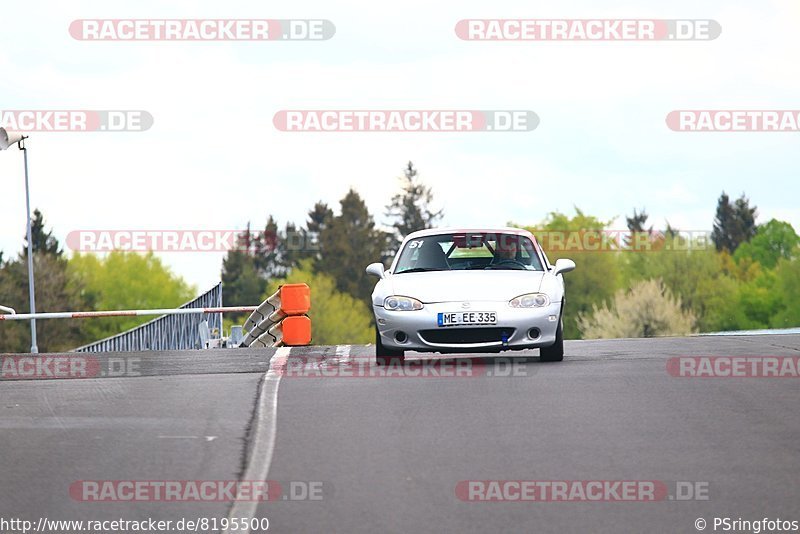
[366,228,575,363]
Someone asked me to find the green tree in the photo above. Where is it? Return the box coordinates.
[27,209,62,257]
[624,208,654,251]
[0,253,88,352]
[734,219,799,269]
[292,202,333,265]
[695,252,784,332]
[737,267,782,329]
[222,217,306,323]
[578,279,696,339]
[69,251,195,342]
[222,250,266,309]
[222,224,266,322]
[523,208,619,339]
[618,235,760,333]
[711,192,757,253]
[280,221,307,269]
[307,202,334,235]
[0,209,87,352]
[694,273,745,332]
[317,189,390,304]
[771,258,800,328]
[267,261,373,345]
[625,208,651,233]
[385,161,443,252]
[664,221,679,239]
[621,239,719,317]
[253,216,297,279]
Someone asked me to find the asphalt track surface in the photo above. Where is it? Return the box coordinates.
[1,335,799,533]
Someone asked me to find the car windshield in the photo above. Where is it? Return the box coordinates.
[394,232,544,273]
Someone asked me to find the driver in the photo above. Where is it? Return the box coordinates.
[494,237,518,262]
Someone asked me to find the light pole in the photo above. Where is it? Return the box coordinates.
[0,127,38,353]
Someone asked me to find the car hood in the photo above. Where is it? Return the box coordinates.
[384,270,547,303]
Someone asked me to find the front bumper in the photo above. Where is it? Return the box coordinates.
[374,300,562,353]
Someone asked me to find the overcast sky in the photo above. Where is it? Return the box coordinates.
[1,0,798,293]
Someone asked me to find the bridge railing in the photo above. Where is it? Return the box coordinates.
[73,283,228,352]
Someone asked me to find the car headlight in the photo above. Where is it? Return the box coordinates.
[384,296,424,311]
[509,293,550,308]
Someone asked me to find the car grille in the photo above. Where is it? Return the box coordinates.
[419,328,516,345]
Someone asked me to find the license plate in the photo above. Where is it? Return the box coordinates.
[437,311,497,327]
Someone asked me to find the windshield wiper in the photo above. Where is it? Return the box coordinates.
[395,267,446,274]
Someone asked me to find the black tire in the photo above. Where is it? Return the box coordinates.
[540,320,564,362]
[375,328,405,365]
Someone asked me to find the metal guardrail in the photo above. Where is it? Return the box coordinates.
[73,283,227,352]
[2,282,310,352]
[241,284,311,347]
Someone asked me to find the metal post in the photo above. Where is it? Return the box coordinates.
[21,138,38,353]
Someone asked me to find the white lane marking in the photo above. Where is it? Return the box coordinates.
[157,435,217,441]
[224,346,290,534]
[335,343,352,365]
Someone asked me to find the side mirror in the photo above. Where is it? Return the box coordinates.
[552,258,576,276]
[365,262,385,279]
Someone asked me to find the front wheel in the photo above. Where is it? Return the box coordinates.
[540,320,564,362]
[375,328,405,365]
